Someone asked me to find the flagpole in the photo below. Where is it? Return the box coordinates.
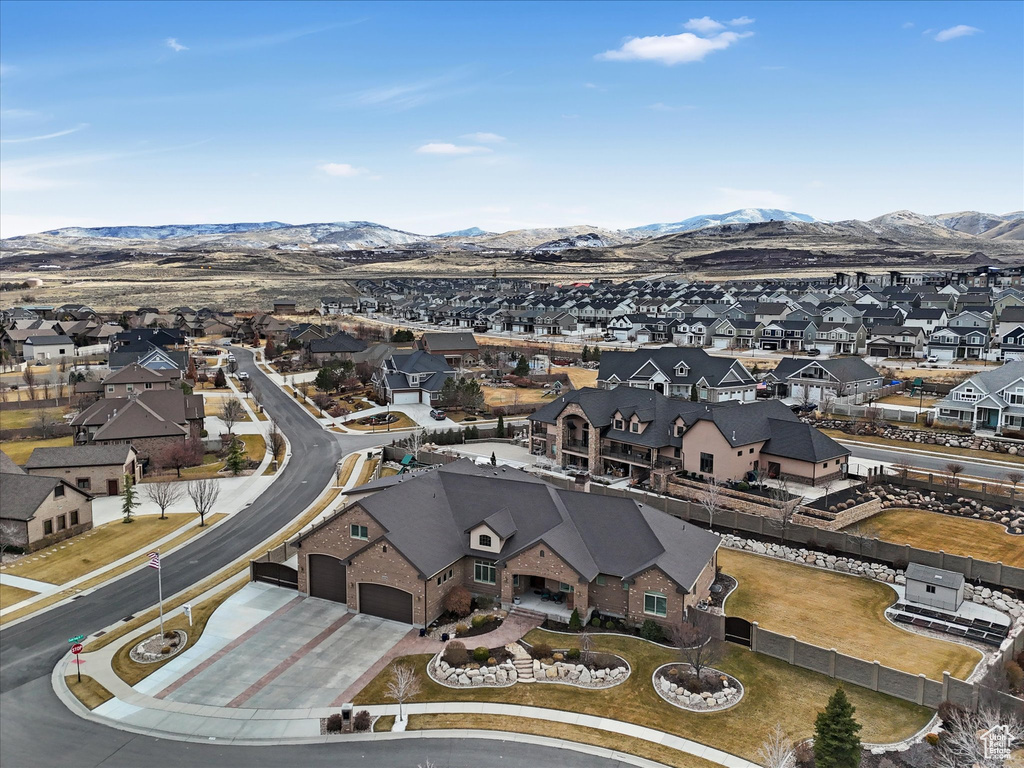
[157,549,164,637]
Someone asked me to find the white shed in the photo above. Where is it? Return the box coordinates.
[904,563,964,612]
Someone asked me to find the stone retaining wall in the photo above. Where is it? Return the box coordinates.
[532,656,629,689]
[808,418,1020,455]
[428,654,518,688]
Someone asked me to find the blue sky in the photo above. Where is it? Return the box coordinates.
[1,0,1021,236]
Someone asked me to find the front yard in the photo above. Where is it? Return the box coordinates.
[355,629,931,763]
[343,412,417,431]
[0,584,37,609]
[851,507,1024,567]
[719,549,981,680]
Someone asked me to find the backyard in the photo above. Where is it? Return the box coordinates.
[482,385,556,407]
[355,628,932,763]
[719,549,981,680]
[850,507,1024,567]
[0,435,74,465]
[0,405,69,430]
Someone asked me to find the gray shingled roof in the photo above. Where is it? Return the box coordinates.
[1,451,26,475]
[905,562,964,590]
[0,474,69,521]
[25,444,134,469]
[309,331,367,355]
[24,335,74,346]
[769,356,879,384]
[420,332,478,352]
[761,419,850,462]
[301,460,719,590]
[599,348,754,388]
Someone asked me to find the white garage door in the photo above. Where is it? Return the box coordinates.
[392,390,421,405]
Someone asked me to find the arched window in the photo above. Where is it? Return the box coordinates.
[479,534,492,548]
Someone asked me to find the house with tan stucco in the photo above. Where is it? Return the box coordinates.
[0,452,94,552]
[288,460,720,629]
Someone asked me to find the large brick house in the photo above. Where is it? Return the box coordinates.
[417,332,479,368]
[530,387,849,487]
[597,348,758,403]
[290,461,720,629]
[24,444,141,496]
[0,452,94,552]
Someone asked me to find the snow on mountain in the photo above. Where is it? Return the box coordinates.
[628,209,819,236]
[43,222,291,240]
[531,232,624,252]
[436,227,491,238]
[934,211,1016,237]
[476,226,640,251]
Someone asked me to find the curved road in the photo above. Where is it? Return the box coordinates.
[0,350,621,767]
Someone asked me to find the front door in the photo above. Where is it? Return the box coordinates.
[107,478,119,495]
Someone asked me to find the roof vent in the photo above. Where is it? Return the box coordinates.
[732,430,736,440]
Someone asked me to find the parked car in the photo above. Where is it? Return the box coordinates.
[790,402,817,414]
[805,348,821,356]
[430,409,446,421]
[926,354,939,363]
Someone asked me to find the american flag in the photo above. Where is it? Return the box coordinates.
[147,552,160,570]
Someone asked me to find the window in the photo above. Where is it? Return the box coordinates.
[70,510,79,526]
[539,549,545,558]
[737,450,743,457]
[596,575,606,586]
[630,421,639,433]
[437,576,442,586]
[700,452,714,474]
[56,515,67,531]
[474,560,496,584]
[145,382,153,389]
[822,461,829,468]
[54,485,65,498]
[126,384,134,392]
[559,582,572,593]
[925,585,936,594]
[613,419,624,431]
[107,385,114,393]
[448,568,454,579]
[76,478,91,490]
[644,591,667,617]
[478,534,492,548]
[350,524,368,540]
[512,574,520,587]
[382,545,387,553]
[749,448,754,454]
[44,520,53,536]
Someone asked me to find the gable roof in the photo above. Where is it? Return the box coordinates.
[308,331,367,355]
[761,419,850,462]
[25,444,135,469]
[420,332,479,352]
[0,473,88,521]
[770,356,880,384]
[598,348,754,388]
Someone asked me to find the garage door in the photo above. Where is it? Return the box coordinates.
[869,345,890,357]
[308,554,346,603]
[359,583,413,624]
[392,390,421,405]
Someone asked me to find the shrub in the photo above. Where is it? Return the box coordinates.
[473,646,490,663]
[325,713,344,733]
[590,617,601,628]
[487,657,497,666]
[924,733,939,747]
[443,586,473,618]
[734,481,750,491]
[530,642,552,660]
[937,699,965,726]
[604,620,616,630]
[353,710,372,732]
[471,614,487,628]
[443,640,468,666]
[455,623,469,635]
[567,648,581,661]
[160,646,171,655]
[793,741,815,768]
[552,652,564,662]
[164,631,177,639]
[568,608,582,632]
[476,595,494,610]
[640,619,666,643]
[1006,660,1024,690]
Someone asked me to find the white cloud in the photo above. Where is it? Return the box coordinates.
[319,163,367,177]
[0,124,88,144]
[902,22,915,29]
[165,38,188,52]
[460,132,506,144]
[597,29,752,65]
[684,17,725,34]
[416,142,492,156]
[729,16,756,26]
[934,25,981,42]
[714,187,793,210]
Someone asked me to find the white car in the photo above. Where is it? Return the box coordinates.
[226,353,236,363]
[237,371,250,380]
[926,355,939,363]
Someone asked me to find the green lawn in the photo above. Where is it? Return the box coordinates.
[852,507,1024,568]
[720,549,981,680]
[355,630,932,763]
[0,406,68,430]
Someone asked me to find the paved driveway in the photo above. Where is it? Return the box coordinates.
[139,583,411,710]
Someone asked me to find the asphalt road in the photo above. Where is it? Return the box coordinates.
[0,350,607,768]
[844,440,1017,482]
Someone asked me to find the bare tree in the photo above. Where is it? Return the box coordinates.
[579,630,593,668]
[757,723,796,768]
[1005,470,1024,505]
[0,381,8,403]
[35,402,55,438]
[267,419,286,464]
[892,459,913,482]
[943,462,965,492]
[157,439,200,478]
[21,365,37,400]
[697,476,724,531]
[221,398,244,435]
[768,479,799,543]
[187,478,220,527]
[143,482,185,520]
[385,663,421,723]
[934,706,1021,768]
[673,613,721,681]
[40,371,52,400]
[750,464,770,491]
[819,477,836,510]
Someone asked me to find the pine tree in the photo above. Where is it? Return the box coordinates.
[226,438,247,475]
[496,413,505,438]
[264,338,277,360]
[581,345,590,363]
[813,687,862,768]
[490,451,497,466]
[690,385,699,402]
[214,368,227,388]
[121,474,138,524]
[568,608,582,632]
[513,355,530,377]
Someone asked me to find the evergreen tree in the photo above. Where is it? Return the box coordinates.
[490,451,497,466]
[496,413,505,438]
[581,345,590,363]
[591,345,601,361]
[264,338,277,360]
[214,368,227,388]
[121,474,138,524]
[226,438,247,475]
[813,687,862,768]
[186,355,197,381]
[568,608,582,632]
[690,385,699,402]
[513,355,530,376]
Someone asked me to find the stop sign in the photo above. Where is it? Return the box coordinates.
[71,643,83,655]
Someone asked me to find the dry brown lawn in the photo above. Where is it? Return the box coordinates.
[344,412,417,431]
[0,436,74,465]
[0,405,68,430]
[483,385,555,406]
[852,508,1024,567]
[408,714,723,768]
[719,549,981,680]
[355,629,931,761]
[875,394,939,408]
[65,675,114,710]
[553,366,598,390]
[0,584,37,609]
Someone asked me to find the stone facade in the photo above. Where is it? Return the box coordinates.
[21,484,94,551]
[501,542,589,613]
[26,454,140,496]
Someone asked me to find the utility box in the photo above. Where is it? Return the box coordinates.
[341,703,353,733]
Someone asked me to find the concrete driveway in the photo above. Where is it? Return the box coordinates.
[138,582,411,710]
